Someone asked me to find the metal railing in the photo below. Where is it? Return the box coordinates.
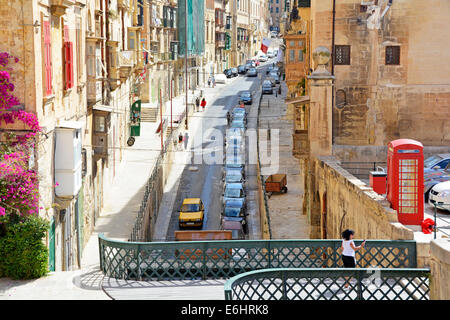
[431,202,450,239]
[129,103,188,242]
[224,268,430,300]
[99,235,417,281]
[339,161,387,180]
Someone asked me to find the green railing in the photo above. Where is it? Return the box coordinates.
[99,235,417,281]
[224,268,430,300]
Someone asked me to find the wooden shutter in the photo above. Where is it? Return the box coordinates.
[64,41,74,90]
[64,25,74,90]
[43,21,52,96]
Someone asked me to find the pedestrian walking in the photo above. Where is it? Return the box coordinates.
[184,132,189,149]
[195,96,200,112]
[200,98,207,111]
[207,77,211,87]
[212,76,216,87]
[226,111,231,126]
[178,132,183,150]
[341,229,366,289]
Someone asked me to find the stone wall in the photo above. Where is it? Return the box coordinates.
[308,156,414,242]
[310,0,450,147]
[429,239,450,300]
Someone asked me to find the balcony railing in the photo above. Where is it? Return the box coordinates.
[119,50,136,67]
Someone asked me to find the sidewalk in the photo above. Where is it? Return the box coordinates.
[258,81,310,239]
[0,80,229,300]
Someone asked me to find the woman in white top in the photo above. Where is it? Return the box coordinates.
[341,229,366,288]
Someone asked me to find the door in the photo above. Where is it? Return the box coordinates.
[48,217,55,272]
[63,208,72,271]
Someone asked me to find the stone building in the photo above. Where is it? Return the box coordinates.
[0,0,143,271]
[309,0,450,149]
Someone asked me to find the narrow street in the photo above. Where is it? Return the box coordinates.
[163,61,273,240]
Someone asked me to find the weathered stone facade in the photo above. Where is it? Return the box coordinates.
[310,0,450,147]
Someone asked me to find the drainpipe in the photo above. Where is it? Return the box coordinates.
[331,0,336,76]
[331,0,336,144]
[380,0,393,20]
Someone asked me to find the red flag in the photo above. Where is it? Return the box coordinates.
[261,37,271,54]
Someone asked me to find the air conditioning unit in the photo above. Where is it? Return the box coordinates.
[55,121,83,197]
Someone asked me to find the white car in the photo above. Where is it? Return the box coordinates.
[258,54,268,62]
[214,74,227,84]
[429,180,450,211]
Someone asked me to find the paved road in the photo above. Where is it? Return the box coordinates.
[165,62,272,240]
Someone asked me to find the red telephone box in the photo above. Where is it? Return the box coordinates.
[387,139,424,225]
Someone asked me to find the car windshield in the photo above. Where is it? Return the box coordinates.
[224,207,241,216]
[424,155,443,168]
[226,175,242,182]
[231,121,245,128]
[263,80,272,86]
[233,108,245,114]
[225,188,243,198]
[241,92,251,97]
[181,204,200,212]
[249,68,256,72]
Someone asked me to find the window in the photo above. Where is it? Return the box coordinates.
[63,25,74,90]
[334,45,350,65]
[298,50,304,62]
[43,20,52,96]
[94,115,106,133]
[385,46,400,65]
[298,40,303,47]
[276,7,279,13]
[289,49,295,62]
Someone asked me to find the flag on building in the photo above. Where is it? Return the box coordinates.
[261,37,271,54]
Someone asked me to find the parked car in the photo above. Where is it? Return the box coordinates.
[429,180,450,211]
[231,119,246,130]
[223,199,247,218]
[423,154,450,200]
[225,155,245,169]
[224,171,245,184]
[231,67,238,77]
[223,165,245,180]
[238,65,247,74]
[262,80,273,94]
[424,154,450,170]
[239,91,253,105]
[247,67,258,77]
[269,72,280,83]
[424,167,450,201]
[178,198,205,229]
[258,54,268,62]
[222,216,246,238]
[222,183,246,204]
[215,74,227,84]
[224,69,233,78]
[245,63,253,71]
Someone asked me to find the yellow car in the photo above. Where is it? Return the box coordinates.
[178,198,205,228]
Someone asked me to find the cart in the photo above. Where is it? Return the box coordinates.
[265,174,287,197]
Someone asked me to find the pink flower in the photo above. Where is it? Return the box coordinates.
[0,206,5,216]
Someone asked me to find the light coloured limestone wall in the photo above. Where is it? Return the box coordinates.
[310,0,450,146]
[429,239,450,300]
[310,156,415,241]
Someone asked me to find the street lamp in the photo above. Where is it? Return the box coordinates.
[185,0,189,130]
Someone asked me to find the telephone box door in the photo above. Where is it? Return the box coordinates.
[387,139,424,225]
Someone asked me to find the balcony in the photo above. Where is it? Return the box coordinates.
[50,0,76,16]
[87,80,102,105]
[292,130,309,159]
[216,40,225,48]
[118,50,136,81]
[119,50,136,67]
